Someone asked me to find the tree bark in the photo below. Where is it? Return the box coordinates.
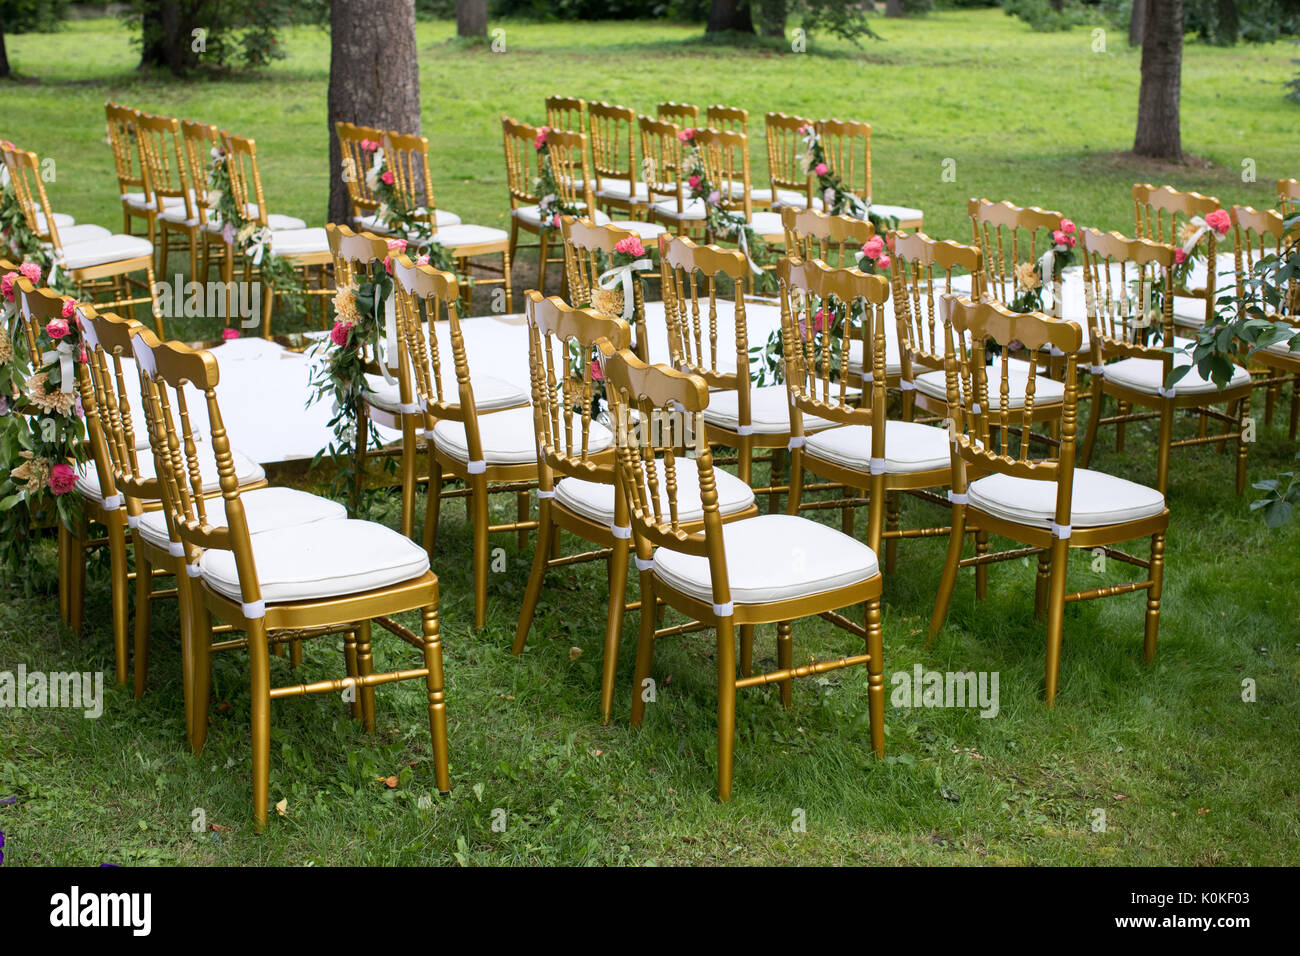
[707,0,755,34]
[1215,0,1239,44]
[327,0,421,224]
[1129,0,1145,46]
[0,15,11,80]
[757,0,787,35]
[457,0,487,39]
[1133,0,1183,161]
[886,0,903,16]
[139,1,202,75]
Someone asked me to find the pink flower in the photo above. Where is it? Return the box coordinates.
[60,299,75,319]
[552,214,561,228]
[813,162,828,177]
[589,359,604,382]
[688,175,701,190]
[797,125,810,135]
[534,126,550,150]
[1174,248,1188,265]
[0,272,16,301]
[706,189,721,205]
[1060,218,1076,235]
[386,238,408,254]
[330,320,354,348]
[1205,209,1230,235]
[614,236,645,258]
[677,128,696,142]
[360,139,380,152]
[45,318,69,339]
[380,170,395,186]
[812,308,828,333]
[875,255,891,270]
[383,256,393,274]
[1053,229,1066,246]
[862,236,885,260]
[221,327,240,340]
[48,463,76,495]
[416,254,430,265]
[19,262,41,284]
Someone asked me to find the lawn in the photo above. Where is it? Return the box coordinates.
[0,12,1298,866]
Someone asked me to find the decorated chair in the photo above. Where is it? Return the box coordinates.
[544,94,587,134]
[692,126,785,247]
[764,112,816,212]
[929,294,1169,705]
[130,324,446,828]
[1132,183,1228,332]
[640,115,704,238]
[178,119,231,286]
[1078,228,1252,495]
[655,101,699,128]
[105,102,172,245]
[588,101,648,219]
[560,217,654,359]
[602,344,885,800]
[1278,178,1300,216]
[136,112,206,279]
[541,129,665,250]
[815,118,923,229]
[502,115,564,296]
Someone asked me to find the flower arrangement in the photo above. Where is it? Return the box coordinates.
[532,126,582,235]
[679,130,776,290]
[854,234,892,275]
[588,234,655,320]
[1171,207,1232,291]
[797,124,899,234]
[357,139,458,277]
[751,296,847,387]
[0,148,81,299]
[1008,218,1077,314]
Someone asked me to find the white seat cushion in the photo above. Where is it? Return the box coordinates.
[847,328,903,377]
[432,404,612,467]
[1101,355,1250,396]
[75,446,264,503]
[122,192,185,212]
[363,372,526,414]
[268,227,329,256]
[652,513,879,605]
[513,204,610,228]
[703,383,841,435]
[35,210,76,231]
[651,198,707,221]
[596,178,650,202]
[967,468,1165,529]
[54,224,111,244]
[267,213,307,231]
[432,223,509,247]
[914,359,1066,409]
[769,190,824,211]
[749,211,786,237]
[554,459,755,527]
[803,421,951,475]
[199,518,430,604]
[159,204,202,227]
[610,219,666,242]
[870,203,923,224]
[58,234,154,270]
[354,208,462,233]
[135,486,346,552]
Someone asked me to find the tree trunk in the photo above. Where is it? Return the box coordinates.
[1215,0,1239,44]
[757,0,787,35]
[707,0,755,34]
[0,15,10,80]
[886,0,903,16]
[1133,0,1183,161]
[139,1,202,75]
[457,0,487,39]
[1129,0,1145,46]
[327,0,421,224]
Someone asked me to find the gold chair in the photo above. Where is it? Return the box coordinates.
[817,118,923,229]
[656,101,699,128]
[178,119,231,286]
[131,324,448,828]
[393,255,540,630]
[106,102,169,244]
[336,121,391,232]
[604,345,885,800]
[502,115,563,295]
[705,104,749,137]
[560,216,653,358]
[1278,178,1300,215]
[765,112,816,212]
[137,112,204,279]
[1230,204,1299,439]
[2,143,159,332]
[1133,183,1225,332]
[968,197,1068,309]
[929,294,1169,705]
[588,101,648,219]
[781,257,954,574]
[1078,228,1252,495]
[545,94,587,134]
[693,127,785,246]
[640,115,705,237]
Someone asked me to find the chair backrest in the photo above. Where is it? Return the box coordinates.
[778,257,890,442]
[967,198,1067,309]
[695,126,752,220]
[336,120,386,220]
[545,95,587,133]
[1132,183,1221,244]
[939,294,1082,481]
[892,232,983,379]
[502,115,541,207]
[765,112,814,205]
[220,133,271,228]
[561,216,651,355]
[588,101,637,196]
[179,119,221,228]
[136,112,196,226]
[638,115,684,212]
[1278,178,1300,216]
[105,102,146,197]
[782,207,876,268]
[1229,205,1297,320]
[384,129,443,232]
[525,290,630,492]
[660,234,749,392]
[816,118,872,205]
[656,101,699,127]
[543,128,597,213]
[11,273,49,357]
[1080,229,1176,373]
[600,345,718,559]
[325,222,396,387]
[1,143,64,251]
[705,104,748,136]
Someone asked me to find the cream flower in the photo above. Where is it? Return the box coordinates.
[11,451,51,494]
[332,287,361,324]
[1014,261,1041,292]
[0,324,12,364]
[26,370,76,416]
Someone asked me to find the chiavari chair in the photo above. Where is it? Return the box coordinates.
[1077,228,1252,495]
[1229,205,1299,439]
[393,254,545,630]
[705,106,772,212]
[640,114,705,237]
[765,112,816,212]
[1133,183,1226,332]
[346,125,462,233]
[502,115,565,296]
[692,126,784,246]
[656,101,699,128]
[545,129,665,251]
[221,133,332,335]
[338,121,395,232]
[178,119,231,285]
[1278,178,1300,216]
[136,112,204,278]
[602,345,884,800]
[588,101,648,219]
[929,294,1169,705]
[130,325,447,828]
[780,257,953,574]
[817,118,923,229]
[545,94,587,134]
[2,143,159,332]
[560,216,654,359]
[106,102,170,244]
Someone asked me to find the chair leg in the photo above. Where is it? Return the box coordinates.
[1156,402,1174,495]
[159,224,170,282]
[1043,537,1071,706]
[715,617,738,802]
[105,516,130,685]
[187,232,198,285]
[737,435,754,485]
[865,597,885,758]
[767,448,784,513]
[1115,400,1130,452]
[190,600,214,754]
[928,502,966,646]
[598,534,630,725]
[70,516,88,638]
[785,448,804,515]
[1143,531,1166,663]
[537,230,549,297]
[1080,383,1103,468]
[356,619,376,732]
[514,494,552,655]
[144,263,161,338]
[1235,399,1249,496]
[516,490,530,549]
[471,476,491,630]
[248,618,272,829]
[1289,380,1299,441]
[629,545,658,729]
[775,621,792,708]
[502,246,514,315]
[739,624,754,678]
[421,606,452,794]
[398,416,418,540]
[884,490,900,574]
[1034,549,1051,620]
[423,449,442,557]
[974,529,989,600]
[58,522,70,624]
[343,629,362,720]
[132,554,152,699]
[288,638,302,670]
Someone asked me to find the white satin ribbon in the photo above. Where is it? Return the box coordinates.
[733,223,762,276]
[247,228,270,267]
[596,258,652,321]
[43,340,76,394]
[381,290,398,386]
[1181,216,1209,257]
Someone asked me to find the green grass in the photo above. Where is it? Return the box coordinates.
[1,13,1299,866]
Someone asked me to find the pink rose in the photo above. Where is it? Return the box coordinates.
[1174,248,1188,265]
[812,308,827,333]
[533,126,550,150]
[383,256,393,273]
[813,162,828,177]
[1,272,16,301]
[875,255,890,270]
[589,359,604,382]
[1205,209,1230,235]
[1052,229,1066,246]
[45,318,69,339]
[797,125,810,135]
[61,299,75,319]
[862,236,884,259]
[380,170,395,186]
[416,254,430,265]
[19,261,41,284]
[688,175,701,190]
[552,214,561,228]
[677,128,696,142]
[361,139,379,152]
[614,236,645,258]
[330,320,354,348]
[221,327,240,340]
[48,463,76,495]
[386,238,408,253]
[1060,218,1076,235]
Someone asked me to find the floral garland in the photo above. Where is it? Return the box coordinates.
[1008,218,1077,314]
[678,128,776,291]
[0,263,89,577]
[207,146,304,322]
[1172,207,1231,292]
[532,126,582,235]
[356,138,458,277]
[0,146,81,299]
[797,124,899,234]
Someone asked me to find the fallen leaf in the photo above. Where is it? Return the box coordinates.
[216,701,232,713]
[569,646,583,660]
[275,798,287,817]
[382,776,399,789]
[210,823,231,833]
[1197,807,1210,816]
